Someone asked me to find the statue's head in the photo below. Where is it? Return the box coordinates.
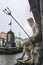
[27,18,34,28]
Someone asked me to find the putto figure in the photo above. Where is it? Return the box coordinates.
[17,18,42,65]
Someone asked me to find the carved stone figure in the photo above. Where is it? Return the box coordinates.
[17,18,42,65]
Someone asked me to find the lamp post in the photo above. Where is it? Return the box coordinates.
[3,7,29,38]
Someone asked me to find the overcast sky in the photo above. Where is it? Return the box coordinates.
[0,0,34,39]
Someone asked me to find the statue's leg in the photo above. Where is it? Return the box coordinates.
[21,47,25,59]
[17,46,25,61]
[17,39,33,63]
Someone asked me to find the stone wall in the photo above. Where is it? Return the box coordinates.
[40,0,43,43]
[41,20,43,44]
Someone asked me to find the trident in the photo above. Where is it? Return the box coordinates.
[3,7,29,38]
